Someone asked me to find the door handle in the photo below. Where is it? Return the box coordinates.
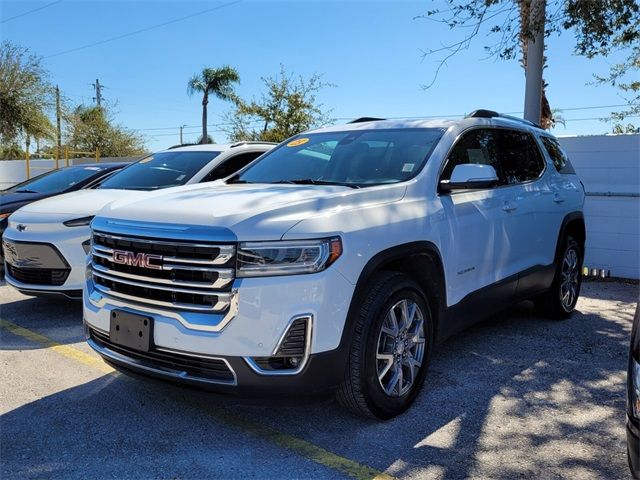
[553,193,565,203]
[502,201,517,212]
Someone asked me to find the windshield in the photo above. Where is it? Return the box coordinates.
[99,151,221,190]
[4,165,108,194]
[233,128,444,187]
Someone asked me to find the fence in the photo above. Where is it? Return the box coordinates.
[0,157,139,190]
[559,134,639,279]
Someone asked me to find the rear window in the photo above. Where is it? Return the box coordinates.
[99,151,220,190]
[5,166,107,194]
[540,136,576,174]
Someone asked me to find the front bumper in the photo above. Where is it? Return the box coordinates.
[84,265,355,394]
[87,326,347,397]
[3,223,90,296]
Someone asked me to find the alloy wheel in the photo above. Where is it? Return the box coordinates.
[560,247,580,310]
[376,298,426,397]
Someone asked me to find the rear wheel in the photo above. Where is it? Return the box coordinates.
[535,236,582,319]
[336,272,433,419]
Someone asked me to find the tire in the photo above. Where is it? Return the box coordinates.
[336,271,434,419]
[535,236,583,319]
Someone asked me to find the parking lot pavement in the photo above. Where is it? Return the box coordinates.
[1,280,637,480]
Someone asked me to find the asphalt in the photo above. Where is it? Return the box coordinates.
[0,279,637,479]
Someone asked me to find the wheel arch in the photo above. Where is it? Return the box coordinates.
[339,241,447,350]
[555,211,586,263]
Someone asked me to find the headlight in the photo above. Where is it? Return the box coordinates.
[631,357,640,419]
[63,216,95,227]
[236,237,342,277]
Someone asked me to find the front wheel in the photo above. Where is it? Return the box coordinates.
[535,236,583,319]
[336,272,433,419]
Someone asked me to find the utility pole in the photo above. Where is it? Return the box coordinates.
[179,124,187,144]
[523,0,546,125]
[55,85,62,161]
[92,78,103,107]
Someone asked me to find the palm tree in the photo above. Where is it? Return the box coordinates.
[187,66,240,144]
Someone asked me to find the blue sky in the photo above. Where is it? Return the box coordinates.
[1,0,634,152]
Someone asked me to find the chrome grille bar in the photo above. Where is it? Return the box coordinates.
[90,231,236,313]
[92,263,233,289]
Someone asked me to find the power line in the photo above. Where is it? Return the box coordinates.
[1,0,63,24]
[131,104,638,133]
[44,0,242,59]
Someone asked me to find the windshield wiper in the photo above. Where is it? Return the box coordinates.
[274,179,360,189]
[15,189,38,193]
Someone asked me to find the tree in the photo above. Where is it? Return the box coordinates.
[66,105,146,157]
[225,65,334,143]
[595,43,639,129]
[187,66,240,144]
[0,41,54,145]
[420,0,640,128]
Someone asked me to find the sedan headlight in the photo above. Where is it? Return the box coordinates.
[237,237,342,277]
[631,356,640,419]
[63,216,95,227]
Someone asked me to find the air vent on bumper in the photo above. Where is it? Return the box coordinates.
[245,315,312,375]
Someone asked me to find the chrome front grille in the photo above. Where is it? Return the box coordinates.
[90,232,236,312]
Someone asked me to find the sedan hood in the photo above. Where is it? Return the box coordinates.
[0,191,49,213]
[16,189,148,216]
[98,183,407,240]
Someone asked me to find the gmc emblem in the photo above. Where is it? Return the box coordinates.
[112,249,162,270]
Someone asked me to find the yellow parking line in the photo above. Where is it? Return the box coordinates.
[0,319,114,374]
[0,318,395,480]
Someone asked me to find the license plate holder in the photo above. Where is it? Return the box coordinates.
[109,310,153,352]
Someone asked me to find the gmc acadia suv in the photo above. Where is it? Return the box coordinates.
[82,111,585,419]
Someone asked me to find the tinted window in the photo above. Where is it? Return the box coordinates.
[441,128,502,183]
[201,151,264,182]
[99,151,220,190]
[540,136,576,174]
[235,129,444,187]
[496,129,545,184]
[5,166,108,194]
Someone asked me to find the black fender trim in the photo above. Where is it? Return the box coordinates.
[554,211,586,264]
[337,241,447,352]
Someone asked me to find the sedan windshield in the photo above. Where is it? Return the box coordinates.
[4,165,108,194]
[99,151,220,190]
[233,128,444,187]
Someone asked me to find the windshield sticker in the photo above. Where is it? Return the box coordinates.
[139,157,153,163]
[84,167,101,171]
[287,138,309,147]
[402,163,415,173]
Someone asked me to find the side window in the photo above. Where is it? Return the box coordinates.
[441,128,502,184]
[201,151,264,182]
[540,136,576,174]
[495,129,545,185]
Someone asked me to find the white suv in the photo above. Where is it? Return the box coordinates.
[3,142,274,299]
[82,112,585,418]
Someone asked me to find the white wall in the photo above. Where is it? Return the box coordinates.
[559,134,640,279]
[0,157,138,190]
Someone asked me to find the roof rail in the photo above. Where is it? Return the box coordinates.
[465,109,540,128]
[230,141,278,148]
[167,143,197,149]
[349,117,386,123]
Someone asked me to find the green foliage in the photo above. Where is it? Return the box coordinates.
[226,65,334,143]
[188,65,240,144]
[596,44,639,126]
[0,142,25,160]
[0,41,54,144]
[66,105,147,157]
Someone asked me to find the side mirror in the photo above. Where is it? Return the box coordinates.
[439,164,499,193]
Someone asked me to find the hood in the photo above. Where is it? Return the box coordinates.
[16,188,148,216]
[98,183,407,240]
[0,191,49,213]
